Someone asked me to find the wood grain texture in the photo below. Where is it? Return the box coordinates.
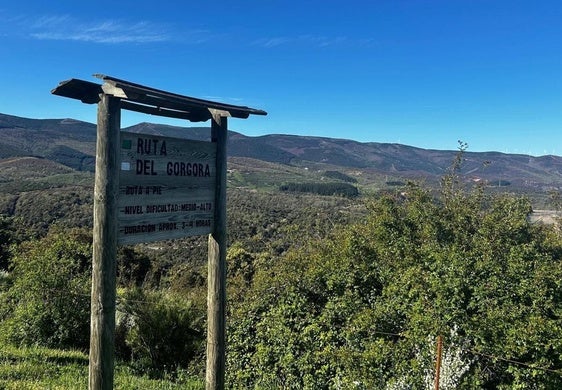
[89,94,120,390]
[117,132,216,245]
[206,113,228,390]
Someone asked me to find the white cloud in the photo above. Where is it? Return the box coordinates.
[28,16,170,44]
[299,34,348,47]
[252,34,375,49]
[29,15,72,29]
[252,37,293,48]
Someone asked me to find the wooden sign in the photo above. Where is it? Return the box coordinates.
[118,131,216,245]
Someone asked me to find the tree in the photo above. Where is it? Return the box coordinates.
[0,215,15,271]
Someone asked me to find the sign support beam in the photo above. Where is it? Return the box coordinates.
[206,112,228,390]
[89,94,121,390]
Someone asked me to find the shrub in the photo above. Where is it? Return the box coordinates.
[117,246,151,287]
[0,228,91,349]
[116,288,205,377]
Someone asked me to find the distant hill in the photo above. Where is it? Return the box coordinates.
[235,134,562,190]
[0,114,97,171]
[2,112,562,193]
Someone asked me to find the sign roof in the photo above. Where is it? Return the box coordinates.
[52,74,267,122]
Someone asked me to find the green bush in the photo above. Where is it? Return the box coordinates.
[116,288,205,377]
[228,182,562,388]
[117,246,151,287]
[0,214,15,270]
[0,228,91,350]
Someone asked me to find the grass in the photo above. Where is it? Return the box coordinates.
[0,345,204,389]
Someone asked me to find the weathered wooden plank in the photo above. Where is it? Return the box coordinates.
[89,94,120,390]
[118,187,214,202]
[117,132,216,245]
[96,74,267,119]
[118,219,212,245]
[120,132,216,176]
[119,176,215,189]
[51,78,103,104]
[118,196,214,220]
[120,100,209,121]
[121,95,212,121]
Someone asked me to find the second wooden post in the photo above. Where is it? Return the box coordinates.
[206,112,228,390]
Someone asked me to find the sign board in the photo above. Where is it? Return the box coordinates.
[118,131,216,245]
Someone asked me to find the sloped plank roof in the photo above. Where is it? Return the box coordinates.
[52,74,267,122]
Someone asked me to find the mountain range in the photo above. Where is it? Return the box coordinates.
[1,112,562,198]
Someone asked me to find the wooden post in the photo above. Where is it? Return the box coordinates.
[89,94,121,390]
[434,335,443,390]
[206,112,228,390]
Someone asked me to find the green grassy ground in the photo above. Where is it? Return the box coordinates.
[0,345,204,390]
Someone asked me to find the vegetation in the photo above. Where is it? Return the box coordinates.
[2,143,562,388]
[0,229,92,350]
[116,288,205,376]
[0,215,14,270]
[322,170,358,183]
[227,178,562,388]
[386,180,406,186]
[280,181,359,197]
[0,344,203,389]
[0,227,206,387]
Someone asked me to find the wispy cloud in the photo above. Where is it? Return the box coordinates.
[253,37,293,48]
[29,15,72,29]
[27,15,170,44]
[252,34,375,49]
[299,35,348,47]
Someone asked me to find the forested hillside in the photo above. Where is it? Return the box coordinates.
[3,112,562,206]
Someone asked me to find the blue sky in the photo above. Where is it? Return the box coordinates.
[1,1,561,155]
